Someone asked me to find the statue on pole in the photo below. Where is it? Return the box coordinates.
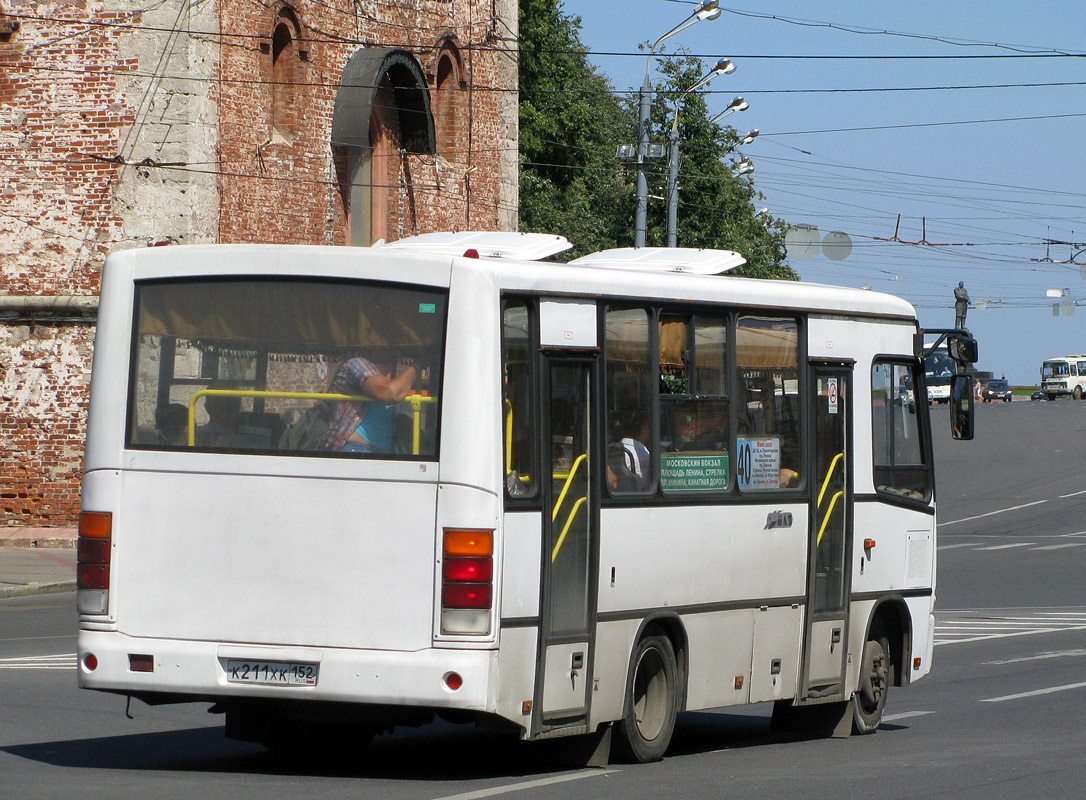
[953,281,970,329]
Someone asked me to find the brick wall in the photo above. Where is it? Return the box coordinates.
[0,0,517,527]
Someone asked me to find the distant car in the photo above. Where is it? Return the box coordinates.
[1031,390,1046,401]
[982,379,1013,402]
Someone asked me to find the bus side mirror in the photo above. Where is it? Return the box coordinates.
[950,374,974,441]
[947,334,978,365]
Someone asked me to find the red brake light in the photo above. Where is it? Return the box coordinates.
[442,582,492,609]
[77,538,110,564]
[443,556,493,583]
[77,563,109,590]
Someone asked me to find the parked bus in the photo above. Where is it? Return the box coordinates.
[1040,355,1086,400]
[77,235,975,763]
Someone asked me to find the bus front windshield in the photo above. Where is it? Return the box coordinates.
[1042,361,1068,378]
[128,278,446,459]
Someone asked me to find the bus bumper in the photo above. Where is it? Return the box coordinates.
[77,630,499,713]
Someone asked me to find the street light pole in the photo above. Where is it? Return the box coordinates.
[634,1,721,248]
[666,59,735,248]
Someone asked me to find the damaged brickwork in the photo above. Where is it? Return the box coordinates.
[0,1,519,527]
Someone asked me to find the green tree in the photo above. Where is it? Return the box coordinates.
[518,3,796,279]
[518,0,633,258]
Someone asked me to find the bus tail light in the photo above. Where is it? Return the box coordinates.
[441,529,493,635]
[77,511,112,615]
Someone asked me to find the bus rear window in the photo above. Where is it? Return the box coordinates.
[128,278,446,459]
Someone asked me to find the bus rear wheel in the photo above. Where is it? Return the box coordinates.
[851,635,890,735]
[613,633,679,763]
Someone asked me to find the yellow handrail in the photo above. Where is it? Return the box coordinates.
[551,452,588,522]
[817,452,844,508]
[551,496,588,563]
[504,398,514,475]
[185,389,435,453]
[816,490,844,547]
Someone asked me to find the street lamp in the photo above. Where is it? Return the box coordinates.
[666,59,736,247]
[710,96,749,125]
[635,1,721,248]
[733,159,755,177]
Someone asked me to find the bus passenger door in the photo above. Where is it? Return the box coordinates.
[800,364,854,703]
[535,356,598,734]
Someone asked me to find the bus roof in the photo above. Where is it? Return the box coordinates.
[104,243,918,323]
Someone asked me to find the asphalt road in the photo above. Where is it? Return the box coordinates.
[1,399,1083,798]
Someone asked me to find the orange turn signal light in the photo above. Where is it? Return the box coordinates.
[444,529,493,556]
[79,511,112,539]
[863,538,876,550]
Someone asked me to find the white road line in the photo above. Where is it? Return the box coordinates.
[975,543,1036,550]
[935,624,1086,645]
[982,681,1086,703]
[881,711,934,722]
[1032,543,1086,550]
[940,500,1047,528]
[985,649,1086,665]
[0,653,77,670]
[1058,490,1086,499]
[937,543,984,551]
[431,770,618,800]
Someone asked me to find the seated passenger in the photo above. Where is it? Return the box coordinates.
[322,351,419,454]
[155,402,189,446]
[607,414,651,492]
[196,388,245,447]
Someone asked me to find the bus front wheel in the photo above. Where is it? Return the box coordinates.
[613,633,679,763]
[851,635,890,734]
[1075,387,1083,400]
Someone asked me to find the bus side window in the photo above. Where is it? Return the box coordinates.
[605,307,653,494]
[502,301,538,498]
[656,313,729,495]
[735,316,801,490]
[871,360,931,502]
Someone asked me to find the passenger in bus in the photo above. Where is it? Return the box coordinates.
[322,351,419,454]
[196,390,244,447]
[154,402,189,446]
[607,413,651,492]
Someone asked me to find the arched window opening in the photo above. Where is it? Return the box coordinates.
[270,9,301,143]
[332,48,436,247]
[433,45,464,158]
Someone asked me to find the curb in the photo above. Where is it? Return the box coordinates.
[0,581,77,599]
[0,528,77,549]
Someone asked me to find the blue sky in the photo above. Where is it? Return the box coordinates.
[569,0,1086,384]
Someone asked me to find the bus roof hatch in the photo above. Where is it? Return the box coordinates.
[569,247,746,275]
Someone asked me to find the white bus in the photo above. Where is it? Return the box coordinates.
[1040,355,1086,400]
[77,235,974,763]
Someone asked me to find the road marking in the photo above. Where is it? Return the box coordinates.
[1058,490,1086,499]
[936,624,1086,645]
[937,542,983,551]
[1032,543,1085,550]
[982,681,1086,703]
[985,649,1086,665]
[431,770,618,800]
[882,711,934,722]
[975,542,1035,550]
[0,653,77,670]
[940,500,1047,528]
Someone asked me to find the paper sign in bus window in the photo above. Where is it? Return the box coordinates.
[737,437,780,490]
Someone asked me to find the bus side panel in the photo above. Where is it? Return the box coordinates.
[499,512,542,620]
[684,610,755,709]
[852,503,935,596]
[598,504,808,613]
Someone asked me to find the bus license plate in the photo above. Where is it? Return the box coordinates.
[226,660,318,686]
